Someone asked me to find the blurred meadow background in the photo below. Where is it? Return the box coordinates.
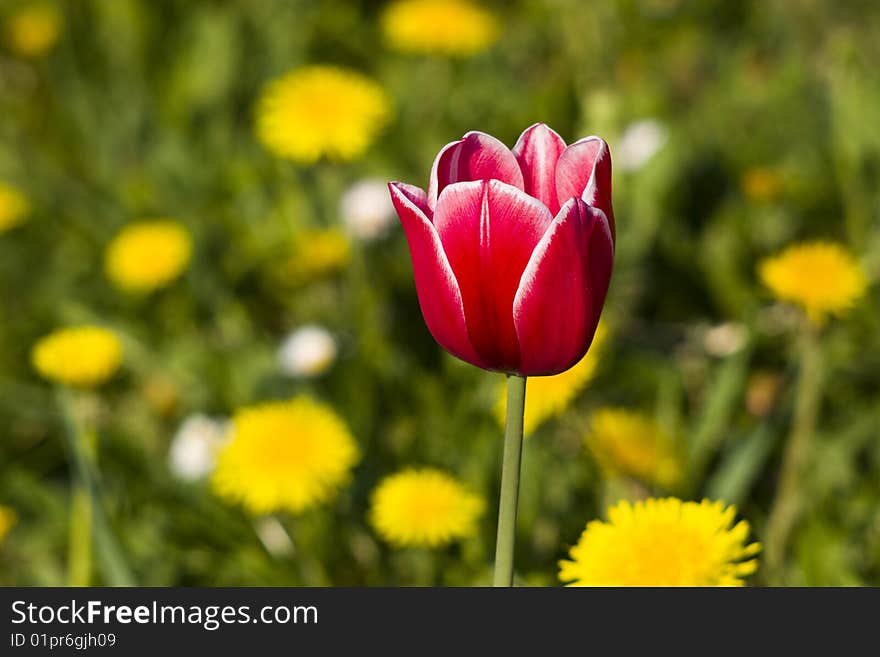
[1,0,879,586]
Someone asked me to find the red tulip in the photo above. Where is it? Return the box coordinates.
[389,123,614,376]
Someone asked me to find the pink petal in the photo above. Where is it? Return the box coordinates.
[512,199,614,376]
[512,123,567,215]
[389,181,429,214]
[433,180,553,372]
[427,131,524,211]
[555,136,615,242]
[388,182,486,368]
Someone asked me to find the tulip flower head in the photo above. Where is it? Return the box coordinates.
[389,124,614,376]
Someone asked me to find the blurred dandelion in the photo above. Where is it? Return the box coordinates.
[0,506,16,544]
[381,0,499,57]
[168,414,229,482]
[615,119,668,172]
[745,371,783,418]
[585,408,681,488]
[105,220,193,293]
[31,326,131,585]
[0,181,29,233]
[31,326,122,388]
[278,325,337,378]
[143,375,181,418]
[4,2,62,58]
[255,66,392,163]
[276,228,351,284]
[741,167,784,203]
[559,498,760,586]
[369,468,484,548]
[758,243,864,578]
[340,179,396,241]
[212,397,359,515]
[759,242,867,325]
[494,323,607,435]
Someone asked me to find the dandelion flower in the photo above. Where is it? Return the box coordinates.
[105,220,192,293]
[494,323,607,435]
[370,468,484,548]
[4,3,62,58]
[255,65,392,163]
[32,326,122,388]
[0,182,29,233]
[276,228,351,284]
[212,397,359,515]
[559,498,761,586]
[381,0,499,57]
[340,178,396,241]
[741,167,783,203]
[143,375,180,417]
[0,506,16,544]
[168,414,229,482]
[586,408,681,488]
[759,242,867,324]
[278,325,337,378]
[745,371,782,418]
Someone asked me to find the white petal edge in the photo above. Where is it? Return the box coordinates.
[511,198,612,321]
[512,122,567,159]
[564,135,609,207]
[428,131,525,212]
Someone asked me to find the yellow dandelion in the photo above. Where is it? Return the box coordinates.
[276,227,351,284]
[586,408,681,488]
[105,220,192,293]
[758,241,867,324]
[381,0,499,57]
[0,181,29,233]
[31,326,122,388]
[4,3,62,58]
[559,498,761,587]
[741,167,783,203]
[370,468,484,548]
[0,506,16,544]
[494,323,607,435]
[212,397,359,515]
[255,65,392,163]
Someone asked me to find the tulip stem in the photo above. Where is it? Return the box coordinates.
[493,374,526,587]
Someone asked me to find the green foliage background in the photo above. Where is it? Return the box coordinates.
[0,0,878,586]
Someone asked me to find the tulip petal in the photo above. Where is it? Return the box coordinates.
[388,182,486,368]
[555,136,615,241]
[428,131,524,211]
[512,123,567,215]
[434,180,553,371]
[513,198,614,376]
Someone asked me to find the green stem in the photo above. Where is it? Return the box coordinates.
[298,163,329,226]
[493,375,526,587]
[67,427,96,586]
[59,390,135,586]
[284,515,330,586]
[686,339,753,491]
[764,324,823,583]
